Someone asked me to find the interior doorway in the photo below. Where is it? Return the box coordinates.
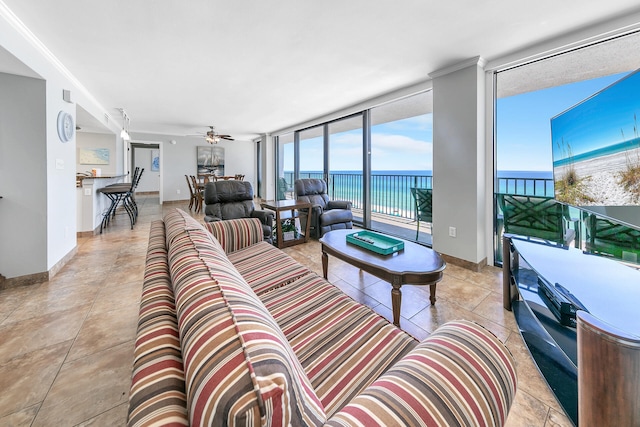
[130,141,163,203]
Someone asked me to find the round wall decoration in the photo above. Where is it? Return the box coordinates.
[57,110,74,142]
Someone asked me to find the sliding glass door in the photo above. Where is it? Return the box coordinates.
[298,126,325,181]
[370,92,433,242]
[328,114,363,223]
[276,132,294,200]
[275,90,433,244]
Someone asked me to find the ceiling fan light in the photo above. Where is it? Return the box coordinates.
[121,128,130,140]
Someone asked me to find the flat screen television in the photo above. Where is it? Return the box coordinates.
[551,69,640,228]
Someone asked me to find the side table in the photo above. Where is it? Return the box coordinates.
[260,199,312,249]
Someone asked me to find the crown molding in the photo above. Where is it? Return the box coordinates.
[0,1,119,132]
[429,56,487,79]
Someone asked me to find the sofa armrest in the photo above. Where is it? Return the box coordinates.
[327,200,352,210]
[325,320,517,427]
[203,215,221,222]
[203,217,264,253]
[251,209,275,226]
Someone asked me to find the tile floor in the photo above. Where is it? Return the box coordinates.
[0,195,573,426]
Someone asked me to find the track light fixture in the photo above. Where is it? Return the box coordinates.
[119,109,131,141]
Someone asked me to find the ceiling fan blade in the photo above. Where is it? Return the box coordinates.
[220,136,234,141]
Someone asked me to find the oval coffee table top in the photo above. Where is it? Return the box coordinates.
[320,229,446,279]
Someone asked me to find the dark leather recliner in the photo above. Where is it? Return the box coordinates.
[295,178,353,238]
[203,180,274,244]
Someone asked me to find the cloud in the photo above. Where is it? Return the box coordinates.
[296,128,433,171]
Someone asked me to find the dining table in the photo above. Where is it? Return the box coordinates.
[197,174,243,183]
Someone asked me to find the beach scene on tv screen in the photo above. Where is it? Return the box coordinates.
[551,68,640,207]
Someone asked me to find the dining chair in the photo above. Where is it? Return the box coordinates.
[185,174,196,210]
[190,175,204,213]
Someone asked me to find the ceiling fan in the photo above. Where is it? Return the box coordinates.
[191,126,234,144]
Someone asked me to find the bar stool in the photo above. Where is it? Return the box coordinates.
[98,168,144,232]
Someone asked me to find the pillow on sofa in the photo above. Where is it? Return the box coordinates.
[165,209,326,426]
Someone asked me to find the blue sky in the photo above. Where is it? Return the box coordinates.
[287,71,633,173]
[550,70,640,161]
[497,72,629,171]
[295,115,434,171]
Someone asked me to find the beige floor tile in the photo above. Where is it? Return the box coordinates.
[505,332,567,413]
[75,402,129,426]
[435,274,493,312]
[0,304,91,361]
[325,259,381,289]
[6,282,99,323]
[472,290,520,332]
[409,297,513,342]
[102,263,146,286]
[0,404,40,427]
[67,304,140,362]
[91,280,142,315]
[546,407,574,427]
[31,341,134,427]
[504,390,550,427]
[331,279,380,308]
[0,285,37,325]
[0,341,70,418]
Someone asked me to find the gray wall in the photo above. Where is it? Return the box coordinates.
[130,132,256,203]
[0,72,48,277]
[132,145,160,192]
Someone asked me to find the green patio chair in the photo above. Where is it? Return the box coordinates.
[497,194,575,246]
[584,214,640,263]
[411,187,432,240]
[277,177,292,200]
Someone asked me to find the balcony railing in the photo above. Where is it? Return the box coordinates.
[284,172,433,221]
[283,172,638,265]
[285,172,552,221]
[496,176,554,197]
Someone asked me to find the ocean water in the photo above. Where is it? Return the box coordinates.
[285,170,554,217]
[553,136,640,167]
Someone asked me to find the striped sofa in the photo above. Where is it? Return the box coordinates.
[128,208,517,426]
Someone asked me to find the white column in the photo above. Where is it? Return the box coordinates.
[261,133,276,201]
[430,57,487,267]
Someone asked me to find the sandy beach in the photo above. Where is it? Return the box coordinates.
[554,146,640,205]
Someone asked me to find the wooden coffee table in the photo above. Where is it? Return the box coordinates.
[319,229,446,327]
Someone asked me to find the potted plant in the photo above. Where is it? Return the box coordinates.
[281,218,299,241]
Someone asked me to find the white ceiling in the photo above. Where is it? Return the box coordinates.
[2,0,640,140]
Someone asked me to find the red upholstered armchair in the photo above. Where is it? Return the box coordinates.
[294,178,353,238]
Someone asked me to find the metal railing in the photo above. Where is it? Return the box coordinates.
[285,173,553,219]
[283,172,433,221]
[496,176,554,197]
